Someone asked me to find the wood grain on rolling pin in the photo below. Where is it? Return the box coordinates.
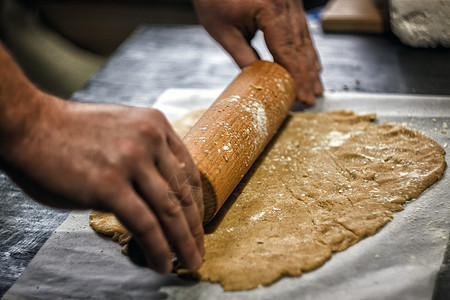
[183,60,295,224]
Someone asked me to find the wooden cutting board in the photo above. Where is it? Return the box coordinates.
[321,0,384,33]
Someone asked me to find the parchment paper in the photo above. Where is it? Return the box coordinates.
[4,90,449,300]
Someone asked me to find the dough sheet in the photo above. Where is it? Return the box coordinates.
[90,109,445,291]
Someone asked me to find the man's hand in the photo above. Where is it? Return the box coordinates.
[193,0,323,105]
[1,89,204,274]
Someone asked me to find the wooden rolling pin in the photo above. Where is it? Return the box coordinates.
[128,60,295,267]
[184,60,295,224]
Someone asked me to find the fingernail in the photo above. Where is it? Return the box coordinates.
[315,80,323,96]
[199,238,206,257]
[191,251,203,270]
[298,90,314,106]
[297,90,306,103]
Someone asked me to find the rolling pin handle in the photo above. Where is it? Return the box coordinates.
[183,60,295,224]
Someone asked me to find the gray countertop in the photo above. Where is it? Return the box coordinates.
[1,11,450,298]
[3,91,449,300]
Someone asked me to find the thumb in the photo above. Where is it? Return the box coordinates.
[211,26,260,69]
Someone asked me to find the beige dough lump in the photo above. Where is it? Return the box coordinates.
[90,110,446,291]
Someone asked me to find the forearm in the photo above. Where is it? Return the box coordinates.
[0,43,55,162]
[0,44,204,273]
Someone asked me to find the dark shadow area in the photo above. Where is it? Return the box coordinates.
[396,46,450,95]
[292,101,311,112]
[314,29,450,95]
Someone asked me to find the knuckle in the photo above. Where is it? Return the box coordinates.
[191,223,204,240]
[132,110,168,145]
[135,118,155,135]
[92,169,124,207]
[118,139,145,161]
[100,167,121,183]
[281,42,308,56]
[267,0,288,10]
[148,108,166,120]
[169,137,183,152]
[131,121,166,147]
[144,126,165,145]
[163,202,183,219]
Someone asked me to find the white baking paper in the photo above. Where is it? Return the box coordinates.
[3,91,449,300]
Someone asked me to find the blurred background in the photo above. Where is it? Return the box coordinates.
[0,0,447,99]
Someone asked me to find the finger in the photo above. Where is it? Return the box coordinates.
[314,73,324,96]
[304,40,323,97]
[293,4,323,102]
[154,140,194,208]
[263,29,315,104]
[153,141,205,257]
[166,131,204,218]
[165,131,205,256]
[303,29,323,97]
[154,126,204,220]
[135,166,203,271]
[209,25,260,69]
[109,184,172,273]
[312,46,322,72]
[258,5,319,104]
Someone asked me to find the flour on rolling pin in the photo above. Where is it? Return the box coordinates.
[228,97,267,144]
[183,60,295,223]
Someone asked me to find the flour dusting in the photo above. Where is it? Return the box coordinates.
[254,102,268,139]
[325,130,352,147]
[226,95,241,103]
[250,211,266,221]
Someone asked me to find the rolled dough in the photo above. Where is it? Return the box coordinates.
[90,110,446,291]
